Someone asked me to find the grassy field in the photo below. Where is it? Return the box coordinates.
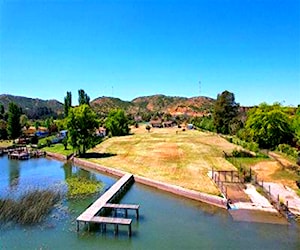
[87,126,240,195]
[44,143,73,156]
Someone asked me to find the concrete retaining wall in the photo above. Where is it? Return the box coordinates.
[73,158,227,209]
[46,152,67,161]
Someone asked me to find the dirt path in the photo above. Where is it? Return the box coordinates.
[263,182,300,216]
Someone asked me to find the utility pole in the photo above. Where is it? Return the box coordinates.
[199,81,201,96]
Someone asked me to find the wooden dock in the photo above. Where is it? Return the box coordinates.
[76,173,139,237]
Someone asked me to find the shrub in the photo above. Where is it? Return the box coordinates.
[232,149,254,158]
[296,180,300,189]
[277,144,298,159]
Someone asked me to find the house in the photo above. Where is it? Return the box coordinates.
[22,126,49,137]
[150,120,163,128]
[163,121,177,128]
[96,127,107,137]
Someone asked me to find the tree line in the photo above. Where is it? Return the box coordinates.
[1,88,299,159]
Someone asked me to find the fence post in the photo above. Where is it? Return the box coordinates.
[262,180,264,188]
[286,200,289,209]
[212,167,214,179]
[268,185,271,195]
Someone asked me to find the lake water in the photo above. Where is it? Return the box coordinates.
[0,157,299,249]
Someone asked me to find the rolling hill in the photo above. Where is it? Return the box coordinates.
[0,94,215,119]
[0,94,64,119]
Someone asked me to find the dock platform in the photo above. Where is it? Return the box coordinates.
[76,173,139,236]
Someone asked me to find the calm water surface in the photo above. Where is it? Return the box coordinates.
[0,157,299,250]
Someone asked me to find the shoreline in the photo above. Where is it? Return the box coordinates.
[73,157,228,209]
[46,151,227,209]
[46,152,286,217]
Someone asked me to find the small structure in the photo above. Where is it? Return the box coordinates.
[150,120,163,128]
[187,124,194,130]
[96,127,106,137]
[163,121,176,128]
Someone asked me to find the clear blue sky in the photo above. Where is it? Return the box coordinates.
[0,0,299,106]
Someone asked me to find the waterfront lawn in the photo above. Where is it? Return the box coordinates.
[44,143,73,156]
[87,126,240,195]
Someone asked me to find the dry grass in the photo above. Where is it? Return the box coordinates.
[87,126,239,195]
[0,140,13,148]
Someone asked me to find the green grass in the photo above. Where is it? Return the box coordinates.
[44,143,73,156]
[271,169,299,181]
[228,157,272,168]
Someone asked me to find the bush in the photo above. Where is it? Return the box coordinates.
[296,180,300,189]
[232,149,254,158]
[277,144,298,159]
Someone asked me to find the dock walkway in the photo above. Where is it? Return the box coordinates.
[76,173,138,236]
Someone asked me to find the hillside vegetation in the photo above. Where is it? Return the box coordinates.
[0,94,214,119]
[0,94,63,119]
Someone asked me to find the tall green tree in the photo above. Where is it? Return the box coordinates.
[0,103,4,119]
[7,102,22,139]
[64,91,72,117]
[245,103,294,148]
[67,104,99,156]
[78,89,90,106]
[0,120,7,139]
[213,90,239,134]
[105,109,130,136]
[292,105,300,145]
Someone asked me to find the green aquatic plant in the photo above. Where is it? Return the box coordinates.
[65,177,103,198]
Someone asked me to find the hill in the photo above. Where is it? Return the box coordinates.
[0,94,214,119]
[91,94,214,117]
[0,94,63,119]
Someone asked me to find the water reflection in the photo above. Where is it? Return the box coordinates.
[8,160,20,188]
[62,161,98,181]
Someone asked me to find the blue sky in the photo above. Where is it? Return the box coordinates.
[0,0,299,106]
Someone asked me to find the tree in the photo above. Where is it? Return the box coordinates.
[20,114,29,128]
[105,109,130,136]
[0,103,4,119]
[0,120,7,139]
[213,90,239,134]
[67,104,99,156]
[78,89,90,106]
[292,105,300,145]
[64,91,72,117]
[245,103,294,149]
[7,102,22,139]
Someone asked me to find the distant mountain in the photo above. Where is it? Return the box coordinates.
[90,97,133,116]
[0,94,215,119]
[132,95,214,116]
[91,94,214,117]
[0,94,63,119]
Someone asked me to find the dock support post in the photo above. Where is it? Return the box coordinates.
[128,225,132,237]
[114,225,118,235]
[77,221,79,232]
[136,209,139,220]
[125,209,128,218]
